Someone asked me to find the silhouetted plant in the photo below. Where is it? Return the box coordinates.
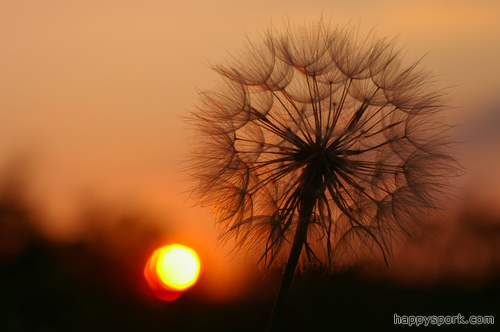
[188,19,459,331]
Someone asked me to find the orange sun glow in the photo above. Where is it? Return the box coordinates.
[144,244,201,301]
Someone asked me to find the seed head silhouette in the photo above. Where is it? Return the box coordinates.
[187,20,459,330]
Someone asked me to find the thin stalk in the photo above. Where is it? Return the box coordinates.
[267,169,320,332]
[266,216,307,332]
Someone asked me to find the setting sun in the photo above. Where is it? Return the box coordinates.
[157,244,200,290]
[144,244,201,301]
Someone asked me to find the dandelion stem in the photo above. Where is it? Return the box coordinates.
[267,169,320,332]
[267,215,309,331]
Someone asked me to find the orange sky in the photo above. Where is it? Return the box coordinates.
[1,0,500,300]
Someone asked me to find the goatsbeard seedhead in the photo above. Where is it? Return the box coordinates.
[188,19,461,271]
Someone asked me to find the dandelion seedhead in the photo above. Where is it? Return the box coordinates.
[188,20,459,271]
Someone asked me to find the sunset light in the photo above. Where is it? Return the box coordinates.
[157,244,200,290]
[144,244,200,301]
[2,0,500,330]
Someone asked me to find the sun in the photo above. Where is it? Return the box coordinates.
[156,244,201,290]
[144,244,201,300]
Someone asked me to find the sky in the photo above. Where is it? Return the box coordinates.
[1,0,500,302]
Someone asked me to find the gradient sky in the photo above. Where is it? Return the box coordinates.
[1,0,500,299]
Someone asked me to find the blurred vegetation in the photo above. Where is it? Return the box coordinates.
[1,169,499,331]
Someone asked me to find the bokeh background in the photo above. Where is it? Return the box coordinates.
[1,0,499,330]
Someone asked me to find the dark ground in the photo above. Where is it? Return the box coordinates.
[1,181,499,331]
[1,238,498,331]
